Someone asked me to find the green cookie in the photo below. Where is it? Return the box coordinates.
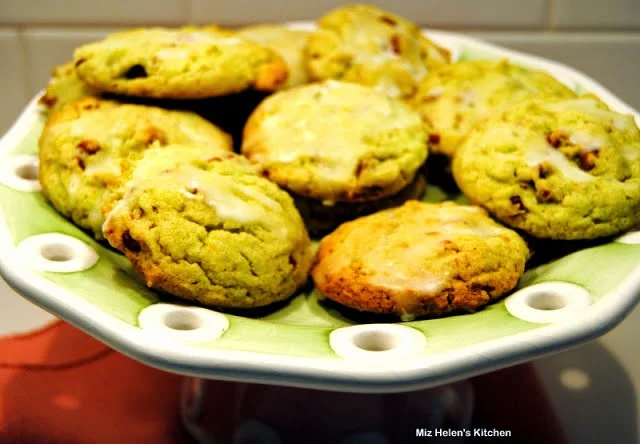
[306,4,450,98]
[39,96,232,238]
[74,26,289,99]
[412,59,576,157]
[453,96,640,239]
[103,145,314,309]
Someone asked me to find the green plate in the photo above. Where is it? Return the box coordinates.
[0,27,638,393]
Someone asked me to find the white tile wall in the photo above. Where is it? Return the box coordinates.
[190,0,548,27]
[0,30,28,135]
[0,0,187,25]
[22,28,119,98]
[476,33,640,109]
[552,0,640,29]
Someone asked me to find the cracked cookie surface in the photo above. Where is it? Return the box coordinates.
[452,97,640,239]
[73,26,288,99]
[411,59,576,158]
[38,96,232,238]
[305,4,450,98]
[312,201,529,320]
[39,62,101,116]
[103,145,314,309]
[242,80,428,204]
[238,24,311,89]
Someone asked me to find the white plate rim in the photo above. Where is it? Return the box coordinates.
[0,24,638,393]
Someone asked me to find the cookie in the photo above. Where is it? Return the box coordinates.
[242,80,428,204]
[452,97,640,239]
[39,62,101,115]
[294,171,427,235]
[238,25,311,89]
[305,4,450,98]
[39,96,232,238]
[312,201,529,320]
[73,26,288,99]
[103,145,313,309]
[412,59,577,158]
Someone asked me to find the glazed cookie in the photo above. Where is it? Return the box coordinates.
[306,4,450,98]
[238,25,311,89]
[242,81,428,204]
[103,145,313,309]
[39,62,101,115]
[73,26,288,99]
[39,96,232,238]
[312,201,529,320]
[412,59,576,158]
[453,97,640,239]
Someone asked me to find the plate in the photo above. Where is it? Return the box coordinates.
[0,24,639,393]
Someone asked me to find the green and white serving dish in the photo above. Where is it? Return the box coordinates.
[0,24,638,393]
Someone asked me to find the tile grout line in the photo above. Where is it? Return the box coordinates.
[14,25,33,106]
[461,30,640,38]
[184,0,192,24]
[2,23,640,34]
[546,0,556,32]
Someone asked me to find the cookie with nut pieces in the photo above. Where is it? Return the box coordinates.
[312,201,529,320]
[103,145,313,309]
[452,97,640,239]
[74,26,288,99]
[306,4,450,98]
[38,96,232,238]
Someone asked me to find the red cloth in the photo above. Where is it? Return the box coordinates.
[0,322,188,444]
[0,321,567,444]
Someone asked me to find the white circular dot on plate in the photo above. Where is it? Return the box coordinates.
[330,324,427,361]
[40,242,74,262]
[15,233,99,273]
[616,230,640,245]
[505,282,592,324]
[164,309,203,331]
[138,303,229,343]
[559,367,591,391]
[0,155,42,192]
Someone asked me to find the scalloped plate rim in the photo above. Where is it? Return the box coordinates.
[0,25,639,393]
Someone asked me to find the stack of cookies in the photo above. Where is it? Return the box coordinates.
[36,3,640,320]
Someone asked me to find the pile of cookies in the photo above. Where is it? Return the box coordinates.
[36,4,640,320]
